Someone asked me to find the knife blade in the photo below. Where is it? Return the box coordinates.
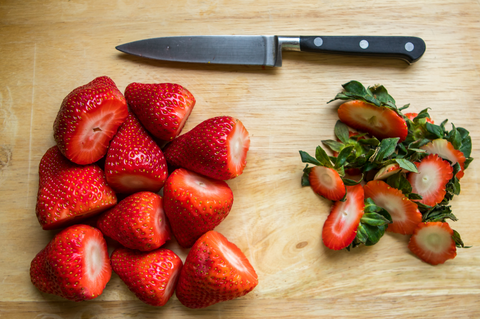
[116,35,426,67]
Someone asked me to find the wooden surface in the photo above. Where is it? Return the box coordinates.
[1,0,480,317]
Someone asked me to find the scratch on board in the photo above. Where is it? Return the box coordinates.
[26,43,37,208]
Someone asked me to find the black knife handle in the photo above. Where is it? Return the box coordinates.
[299,36,426,64]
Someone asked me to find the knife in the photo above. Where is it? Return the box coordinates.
[116,35,426,67]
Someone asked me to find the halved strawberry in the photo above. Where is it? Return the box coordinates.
[30,224,112,301]
[337,100,408,142]
[322,184,364,250]
[176,230,258,309]
[421,138,466,179]
[363,180,422,235]
[53,76,129,165]
[105,113,168,194]
[163,116,250,180]
[404,112,434,124]
[309,166,346,201]
[408,154,453,207]
[408,222,457,265]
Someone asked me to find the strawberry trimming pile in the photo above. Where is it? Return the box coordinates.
[31,76,256,308]
[300,81,473,265]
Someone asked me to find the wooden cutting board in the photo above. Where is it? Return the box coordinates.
[1,0,479,317]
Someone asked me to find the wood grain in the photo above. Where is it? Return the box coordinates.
[1,0,479,317]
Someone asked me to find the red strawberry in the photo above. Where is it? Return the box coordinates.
[322,184,364,250]
[408,222,457,265]
[421,138,466,179]
[363,180,422,235]
[176,230,258,309]
[309,166,346,201]
[53,76,129,165]
[163,168,234,248]
[125,82,195,142]
[374,163,403,180]
[97,192,171,251]
[163,116,250,180]
[105,113,168,194]
[408,154,453,207]
[111,247,183,306]
[36,146,117,230]
[337,100,408,142]
[30,224,112,301]
[404,112,434,124]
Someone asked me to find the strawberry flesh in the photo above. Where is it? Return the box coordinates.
[125,82,196,142]
[421,138,466,179]
[408,222,457,265]
[163,116,250,180]
[309,166,346,201]
[105,113,168,194]
[111,247,183,306]
[408,154,453,206]
[36,146,117,230]
[97,192,171,251]
[53,76,129,165]
[176,230,258,309]
[322,184,364,250]
[163,168,234,248]
[337,100,408,142]
[364,180,422,235]
[30,224,112,301]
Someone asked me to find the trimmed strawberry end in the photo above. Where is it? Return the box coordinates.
[227,119,250,178]
[309,166,346,201]
[408,154,453,207]
[408,222,457,265]
[421,138,466,179]
[374,163,402,180]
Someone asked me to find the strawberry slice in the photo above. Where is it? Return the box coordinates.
[337,100,408,141]
[322,184,364,250]
[408,154,453,207]
[30,224,112,301]
[421,138,466,179]
[163,116,250,180]
[408,222,457,265]
[53,76,129,165]
[97,192,171,251]
[309,166,346,201]
[163,168,234,248]
[105,113,168,194]
[404,112,434,124]
[125,82,196,142]
[176,230,258,309]
[363,180,422,235]
[111,247,183,306]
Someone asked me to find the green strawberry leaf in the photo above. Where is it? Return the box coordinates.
[452,229,471,248]
[301,165,311,187]
[425,122,444,139]
[385,172,412,195]
[334,120,350,144]
[299,150,322,166]
[322,139,344,153]
[369,84,397,109]
[422,205,458,223]
[374,138,400,162]
[335,145,355,168]
[395,158,418,173]
[315,146,333,168]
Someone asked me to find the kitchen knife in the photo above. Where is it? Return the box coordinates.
[116,35,426,67]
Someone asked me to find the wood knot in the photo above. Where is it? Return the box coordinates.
[296,241,308,249]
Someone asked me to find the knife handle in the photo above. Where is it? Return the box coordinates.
[299,36,426,64]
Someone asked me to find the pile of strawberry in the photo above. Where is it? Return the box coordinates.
[300,81,474,265]
[30,76,258,308]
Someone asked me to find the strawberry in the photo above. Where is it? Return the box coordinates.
[105,113,168,194]
[30,224,111,301]
[125,82,196,142]
[374,163,403,180]
[404,112,434,124]
[163,168,234,248]
[97,192,171,251]
[363,180,422,235]
[53,76,129,165]
[176,230,258,309]
[337,100,408,142]
[309,166,346,201]
[408,154,453,207]
[36,146,117,230]
[421,138,466,179]
[408,222,457,265]
[163,116,250,180]
[322,184,364,250]
[111,247,183,306]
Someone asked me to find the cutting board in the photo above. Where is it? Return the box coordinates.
[1,0,479,317]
